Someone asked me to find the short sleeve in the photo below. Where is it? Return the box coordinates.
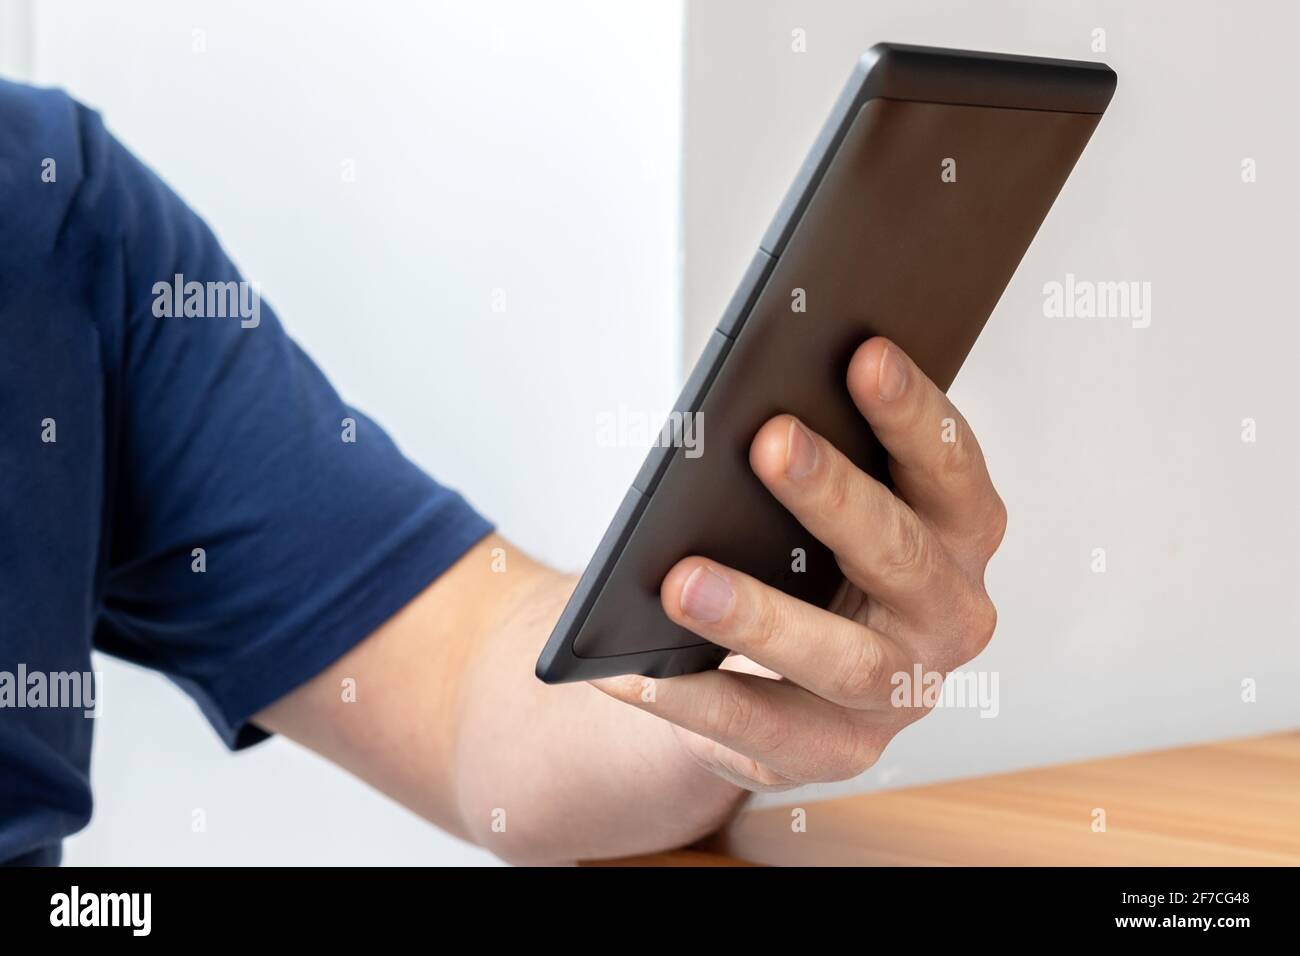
[68,102,493,748]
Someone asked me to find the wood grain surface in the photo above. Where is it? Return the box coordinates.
[586,731,1300,866]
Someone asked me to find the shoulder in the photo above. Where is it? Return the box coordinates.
[0,78,131,257]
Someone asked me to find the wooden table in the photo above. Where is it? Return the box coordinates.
[590,731,1300,866]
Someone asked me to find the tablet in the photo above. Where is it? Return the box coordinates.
[537,42,1116,683]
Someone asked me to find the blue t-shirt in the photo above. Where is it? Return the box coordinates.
[0,80,492,865]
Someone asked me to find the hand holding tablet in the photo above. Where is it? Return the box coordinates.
[538,43,1116,685]
[589,336,1009,789]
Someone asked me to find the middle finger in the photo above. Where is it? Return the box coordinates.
[749,414,958,620]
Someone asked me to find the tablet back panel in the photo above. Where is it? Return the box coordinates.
[538,44,1115,682]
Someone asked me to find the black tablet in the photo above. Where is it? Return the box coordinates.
[537,42,1116,683]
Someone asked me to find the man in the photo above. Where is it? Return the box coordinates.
[0,79,1004,865]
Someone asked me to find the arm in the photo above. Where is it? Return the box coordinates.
[256,337,1007,864]
[256,537,740,863]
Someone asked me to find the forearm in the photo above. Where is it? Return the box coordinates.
[448,555,747,864]
[255,534,745,865]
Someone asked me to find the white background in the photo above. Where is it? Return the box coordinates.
[1,0,1295,863]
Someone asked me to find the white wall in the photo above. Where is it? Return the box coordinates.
[684,0,1300,806]
[10,0,684,865]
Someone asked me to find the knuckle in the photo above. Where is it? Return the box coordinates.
[831,635,887,708]
[984,494,1009,554]
[709,685,783,756]
[881,507,933,584]
[963,492,1009,562]
[708,685,755,740]
[813,716,886,782]
[962,592,998,659]
[841,733,884,780]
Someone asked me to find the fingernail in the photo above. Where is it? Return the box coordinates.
[877,345,908,401]
[680,566,734,624]
[785,419,818,480]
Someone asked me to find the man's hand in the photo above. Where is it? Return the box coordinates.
[255,337,1005,863]
[594,337,1006,791]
